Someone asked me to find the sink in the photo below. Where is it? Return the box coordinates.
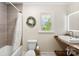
[69,37,79,43]
[58,35,79,43]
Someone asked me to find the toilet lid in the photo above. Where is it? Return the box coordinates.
[25,50,35,56]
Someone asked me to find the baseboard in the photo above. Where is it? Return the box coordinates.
[40,52,56,56]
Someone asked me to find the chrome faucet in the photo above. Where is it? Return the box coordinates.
[69,31,74,37]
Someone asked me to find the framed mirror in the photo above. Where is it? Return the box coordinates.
[66,11,79,32]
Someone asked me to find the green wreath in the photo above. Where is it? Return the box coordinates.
[26,16,36,27]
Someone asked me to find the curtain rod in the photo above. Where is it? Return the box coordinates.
[9,2,21,13]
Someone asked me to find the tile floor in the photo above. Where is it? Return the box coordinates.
[40,52,56,56]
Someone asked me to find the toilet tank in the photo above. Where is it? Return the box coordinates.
[27,40,37,50]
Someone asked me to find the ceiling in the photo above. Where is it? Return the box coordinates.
[5,2,22,5]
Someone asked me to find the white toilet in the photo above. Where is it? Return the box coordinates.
[25,40,37,56]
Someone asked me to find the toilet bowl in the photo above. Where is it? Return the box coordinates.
[25,40,37,56]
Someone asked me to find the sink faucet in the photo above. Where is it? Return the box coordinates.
[69,31,74,37]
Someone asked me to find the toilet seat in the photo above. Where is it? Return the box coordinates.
[25,50,36,56]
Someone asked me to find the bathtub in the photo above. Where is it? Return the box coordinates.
[0,45,22,56]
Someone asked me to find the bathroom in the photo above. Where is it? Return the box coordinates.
[0,2,79,56]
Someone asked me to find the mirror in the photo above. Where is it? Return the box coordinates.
[67,11,79,32]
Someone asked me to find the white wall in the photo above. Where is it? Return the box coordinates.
[23,3,68,53]
[67,2,79,14]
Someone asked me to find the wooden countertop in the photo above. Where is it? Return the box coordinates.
[55,35,79,50]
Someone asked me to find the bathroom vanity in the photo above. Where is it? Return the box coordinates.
[58,35,79,49]
[55,35,79,56]
[55,10,79,56]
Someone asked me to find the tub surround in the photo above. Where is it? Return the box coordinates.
[0,3,7,47]
[7,4,23,45]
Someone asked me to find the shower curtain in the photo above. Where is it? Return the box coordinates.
[12,12,22,52]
